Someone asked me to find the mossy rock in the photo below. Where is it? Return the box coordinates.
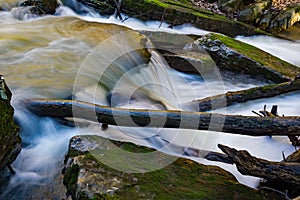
[0,76,21,172]
[196,33,300,82]
[140,31,216,75]
[63,135,274,200]
[77,0,266,37]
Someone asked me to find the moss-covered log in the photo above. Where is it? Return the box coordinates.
[189,78,300,112]
[0,76,21,172]
[25,99,300,136]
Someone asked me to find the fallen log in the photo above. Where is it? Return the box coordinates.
[217,144,300,186]
[253,105,300,146]
[286,149,300,163]
[188,78,300,112]
[205,145,300,198]
[24,99,300,136]
[258,148,300,199]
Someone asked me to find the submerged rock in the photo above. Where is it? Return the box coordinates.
[0,76,21,172]
[63,135,271,200]
[196,33,300,83]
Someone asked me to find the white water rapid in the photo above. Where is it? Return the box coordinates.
[0,1,299,199]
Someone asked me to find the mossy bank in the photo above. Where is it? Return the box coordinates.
[72,0,265,37]
[63,135,276,200]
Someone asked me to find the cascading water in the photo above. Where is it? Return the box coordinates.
[0,104,76,199]
[0,1,300,199]
[236,35,300,67]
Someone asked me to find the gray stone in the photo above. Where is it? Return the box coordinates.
[269,4,300,32]
[238,1,272,23]
[218,0,244,13]
[258,13,274,30]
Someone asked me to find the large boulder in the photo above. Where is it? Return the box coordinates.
[217,0,269,13]
[63,135,270,200]
[237,0,272,24]
[141,31,216,75]
[0,76,21,172]
[195,33,300,83]
[268,4,300,33]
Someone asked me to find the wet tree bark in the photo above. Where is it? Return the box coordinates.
[286,149,300,163]
[189,78,300,112]
[24,99,300,136]
[206,144,300,198]
[217,144,300,186]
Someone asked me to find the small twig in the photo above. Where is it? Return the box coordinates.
[113,0,123,20]
[158,9,166,28]
[282,151,287,162]
[7,165,16,175]
[252,110,264,117]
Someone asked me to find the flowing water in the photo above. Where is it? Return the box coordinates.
[0,1,300,199]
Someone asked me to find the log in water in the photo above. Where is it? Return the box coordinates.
[190,78,300,112]
[25,99,300,136]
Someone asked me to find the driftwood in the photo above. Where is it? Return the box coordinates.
[257,147,300,199]
[189,78,300,112]
[24,99,300,136]
[206,143,300,198]
[286,149,300,163]
[253,105,300,146]
[217,144,300,186]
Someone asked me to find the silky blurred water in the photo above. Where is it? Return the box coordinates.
[0,1,299,199]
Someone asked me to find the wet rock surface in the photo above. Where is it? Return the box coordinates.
[196,33,300,82]
[75,0,264,37]
[63,135,275,200]
[0,76,21,173]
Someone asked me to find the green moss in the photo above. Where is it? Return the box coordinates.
[92,193,120,200]
[63,163,80,199]
[0,79,20,171]
[65,136,270,200]
[208,33,300,79]
[111,141,155,153]
[119,0,264,37]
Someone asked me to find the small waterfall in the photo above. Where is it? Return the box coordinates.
[0,98,77,199]
[0,3,300,198]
